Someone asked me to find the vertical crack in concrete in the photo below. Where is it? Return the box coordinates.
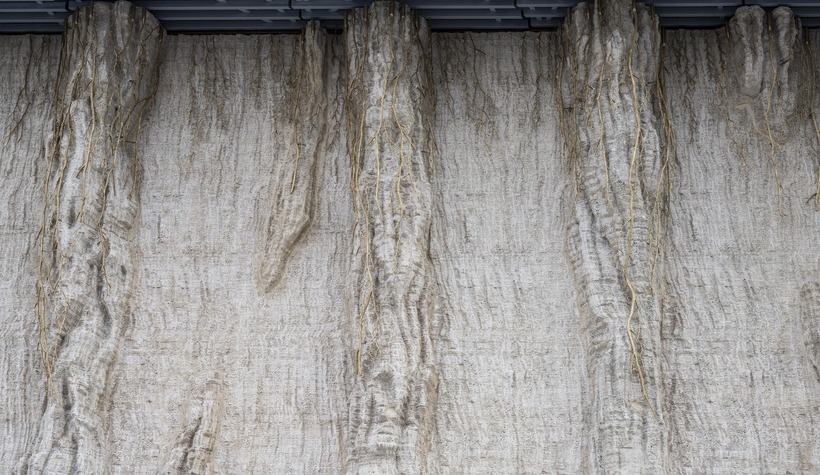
[344,2,438,473]
[28,2,162,473]
[560,1,669,472]
[163,377,225,475]
[257,22,328,292]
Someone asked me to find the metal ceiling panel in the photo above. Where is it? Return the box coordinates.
[416,9,526,19]
[427,18,531,29]
[129,0,292,10]
[653,6,739,17]
[644,1,741,5]
[154,10,301,21]
[0,0,819,33]
[748,0,819,5]
[521,7,570,19]
[516,1,584,6]
[289,0,365,9]
[0,1,73,12]
[162,19,306,30]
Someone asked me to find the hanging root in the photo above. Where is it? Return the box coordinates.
[345,10,376,376]
[625,5,653,413]
[764,16,783,212]
[34,4,158,388]
[650,36,674,299]
[345,6,431,376]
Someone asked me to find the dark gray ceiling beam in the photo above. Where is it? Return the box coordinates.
[0,0,818,33]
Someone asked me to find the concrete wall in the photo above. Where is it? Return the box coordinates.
[0,1,817,473]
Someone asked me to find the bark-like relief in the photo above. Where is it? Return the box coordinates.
[726,6,807,206]
[0,35,61,475]
[728,7,800,124]
[660,8,818,473]
[163,377,225,475]
[343,2,438,473]
[800,281,820,383]
[813,30,820,211]
[257,22,328,292]
[559,1,670,472]
[26,2,162,473]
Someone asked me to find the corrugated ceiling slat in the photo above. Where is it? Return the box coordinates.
[131,0,291,10]
[0,0,818,33]
[427,17,530,29]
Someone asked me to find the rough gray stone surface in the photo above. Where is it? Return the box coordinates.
[0,1,817,474]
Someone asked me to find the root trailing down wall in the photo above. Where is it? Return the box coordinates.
[344,4,438,473]
[0,0,817,473]
[561,2,669,471]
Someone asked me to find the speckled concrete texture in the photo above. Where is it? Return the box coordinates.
[0,1,817,474]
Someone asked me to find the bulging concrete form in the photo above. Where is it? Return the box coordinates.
[0,1,817,473]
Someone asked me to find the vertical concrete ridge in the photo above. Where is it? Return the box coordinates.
[559,0,669,472]
[257,22,329,292]
[726,6,811,205]
[800,281,820,383]
[661,10,817,472]
[344,2,438,473]
[728,6,801,125]
[811,30,820,211]
[27,1,163,473]
[163,376,225,475]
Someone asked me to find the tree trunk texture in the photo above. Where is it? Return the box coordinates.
[0,1,817,474]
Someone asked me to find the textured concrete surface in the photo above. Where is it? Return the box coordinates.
[661,8,819,473]
[110,29,350,475]
[344,4,437,473]
[26,3,162,473]
[0,1,817,474]
[561,3,668,471]
[0,34,60,475]
[428,30,583,474]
